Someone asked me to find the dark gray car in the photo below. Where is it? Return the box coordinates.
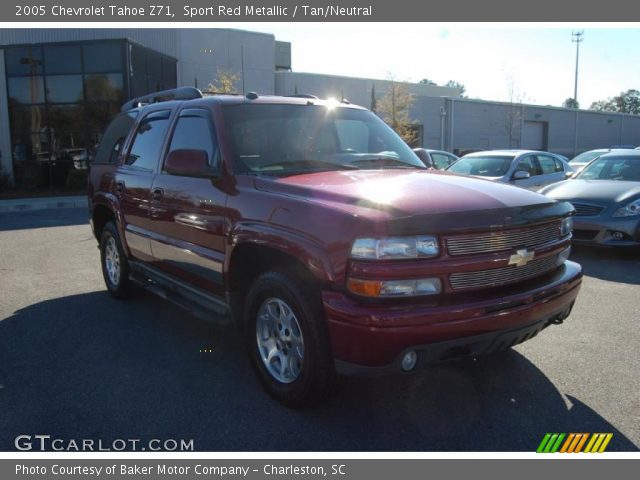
[540,150,640,248]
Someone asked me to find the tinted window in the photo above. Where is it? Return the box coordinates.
[168,112,218,168]
[45,75,84,103]
[5,47,43,76]
[126,111,171,170]
[448,156,514,177]
[83,43,123,73]
[8,77,45,104]
[84,73,124,102]
[94,111,138,164]
[537,155,557,174]
[44,45,82,74]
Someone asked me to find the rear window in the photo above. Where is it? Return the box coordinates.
[94,111,138,164]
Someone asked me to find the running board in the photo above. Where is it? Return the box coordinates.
[129,261,231,324]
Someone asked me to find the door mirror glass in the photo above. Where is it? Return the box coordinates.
[513,170,531,180]
[164,149,215,177]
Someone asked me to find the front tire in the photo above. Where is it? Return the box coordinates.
[100,221,132,299]
[244,270,335,408]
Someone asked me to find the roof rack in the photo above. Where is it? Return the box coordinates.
[286,94,319,99]
[121,87,203,112]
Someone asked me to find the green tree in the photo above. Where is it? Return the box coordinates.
[562,97,579,109]
[590,89,640,114]
[206,69,241,94]
[419,78,437,86]
[444,80,467,97]
[378,76,418,145]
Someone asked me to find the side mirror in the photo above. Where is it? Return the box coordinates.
[513,170,531,180]
[164,149,216,177]
[565,171,575,179]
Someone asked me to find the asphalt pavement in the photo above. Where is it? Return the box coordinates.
[0,208,638,451]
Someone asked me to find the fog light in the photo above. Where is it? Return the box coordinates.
[401,351,418,372]
[612,231,624,240]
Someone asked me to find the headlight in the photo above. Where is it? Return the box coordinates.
[613,199,640,218]
[347,277,442,297]
[560,217,573,236]
[350,236,439,260]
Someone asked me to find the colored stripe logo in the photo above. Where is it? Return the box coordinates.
[537,433,613,453]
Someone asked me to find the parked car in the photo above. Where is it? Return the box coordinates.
[446,150,573,190]
[412,148,459,169]
[540,150,640,248]
[88,88,582,407]
[568,148,625,174]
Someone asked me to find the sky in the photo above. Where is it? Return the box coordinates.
[229,23,640,108]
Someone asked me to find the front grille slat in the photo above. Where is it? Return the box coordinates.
[447,222,561,256]
[571,203,604,217]
[449,255,558,290]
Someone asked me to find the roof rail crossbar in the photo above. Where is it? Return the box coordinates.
[121,87,203,111]
[286,94,319,99]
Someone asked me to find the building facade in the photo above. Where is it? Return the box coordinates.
[1,28,639,190]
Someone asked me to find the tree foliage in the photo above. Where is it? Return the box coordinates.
[206,69,241,94]
[444,80,467,97]
[562,97,580,109]
[590,89,640,115]
[419,78,437,86]
[378,77,418,145]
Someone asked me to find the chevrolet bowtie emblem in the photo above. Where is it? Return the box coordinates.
[509,249,535,267]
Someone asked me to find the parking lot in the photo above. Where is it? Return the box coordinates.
[0,207,638,451]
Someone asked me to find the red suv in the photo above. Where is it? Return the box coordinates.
[88,88,582,407]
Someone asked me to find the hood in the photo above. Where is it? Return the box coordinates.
[542,179,640,205]
[255,169,551,216]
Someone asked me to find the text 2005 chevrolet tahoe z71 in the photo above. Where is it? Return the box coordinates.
[88,88,582,407]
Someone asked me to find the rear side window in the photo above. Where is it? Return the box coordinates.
[126,110,171,170]
[537,155,557,174]
[94,111,138,164]
[167,109,219,168]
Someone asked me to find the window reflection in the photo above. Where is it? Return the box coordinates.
[44,45,82,74]
[8,77,45,104]
[84,74,124,102]
[83,43,122,73]
[45,75,84,103]
[5,46,43,76]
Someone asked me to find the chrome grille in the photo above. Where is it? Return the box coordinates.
[449,255,558,291]
[446,222,561,256]
[571,203,604,216]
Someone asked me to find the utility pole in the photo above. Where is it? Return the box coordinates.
[572,31,584,104]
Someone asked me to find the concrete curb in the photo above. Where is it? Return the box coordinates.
[0,196,86,213]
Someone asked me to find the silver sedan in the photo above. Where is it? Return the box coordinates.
[446,150,573,191]
[540,150,640,248]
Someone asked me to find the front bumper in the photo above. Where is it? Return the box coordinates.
[572,216,640,247]
[323,260,582,373]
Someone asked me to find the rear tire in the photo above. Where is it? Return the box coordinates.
[100,221,132,299]
[244,269,335,408]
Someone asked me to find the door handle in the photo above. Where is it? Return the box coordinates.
[115,181,125,193]
[151,188,163,202]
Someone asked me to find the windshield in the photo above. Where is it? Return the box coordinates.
[577,156,640,181]
[446,155,515,177]
[222,104,424,175]
[570,150,605,164]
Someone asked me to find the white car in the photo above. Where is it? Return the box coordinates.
[446,150,573,191]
